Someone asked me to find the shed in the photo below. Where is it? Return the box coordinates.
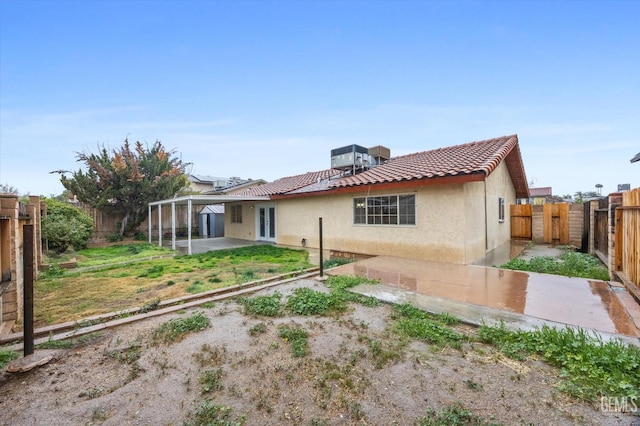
[199,204,225,237]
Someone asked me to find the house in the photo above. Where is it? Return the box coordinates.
[218,135,529,264]
[527,187,553,205]
[187,175,266,194]
[0,195,43,336]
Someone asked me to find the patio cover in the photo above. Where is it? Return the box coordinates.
[148,195,269,255]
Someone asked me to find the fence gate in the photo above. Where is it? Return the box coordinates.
[594,198,609,256]
[510,204,532,240]
[581,201,591,252]
[543,203,570,244]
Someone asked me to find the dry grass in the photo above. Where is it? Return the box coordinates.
[34,245,312,327]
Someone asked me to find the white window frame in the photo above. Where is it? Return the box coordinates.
[498,197,505,223]
[353,193,416,226]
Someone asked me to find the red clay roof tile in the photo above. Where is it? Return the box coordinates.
[529,187,553,197]
[330,134,520,188]
[239,135,529,198]
[237,169,342,196]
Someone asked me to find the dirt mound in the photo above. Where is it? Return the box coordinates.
[0,280,634,425]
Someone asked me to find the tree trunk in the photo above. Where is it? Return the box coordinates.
[119,212,130,237]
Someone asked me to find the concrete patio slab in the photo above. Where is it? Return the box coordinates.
[328,256,640,346]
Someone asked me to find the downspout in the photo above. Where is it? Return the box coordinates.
[484,175,488,251]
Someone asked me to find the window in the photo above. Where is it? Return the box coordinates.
[498,197,505,222]
[230,205,242,223]
[353,194,415,225]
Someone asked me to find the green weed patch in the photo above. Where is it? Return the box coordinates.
[278,324,309,357]
[75,243,173,267]
[286,287,346,316]
[286,276,380,317]
[500,250,609,280]
[200,368,224,393]
[185,400,246,426]
[417,403,500,426]
[241,293,282,317]
[477,322,640,401]
[392,303,466,348]
[152,311,210,345]
[0,349,18,368]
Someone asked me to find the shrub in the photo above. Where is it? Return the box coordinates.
[41,199,94,253]
[106,234,123,242]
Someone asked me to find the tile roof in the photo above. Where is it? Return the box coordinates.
[330,135,521,189]
[529,187,553,197]
[240,135,529,198]
[238,169,342,196]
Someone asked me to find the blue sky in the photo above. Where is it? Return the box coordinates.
[1,0,638,198]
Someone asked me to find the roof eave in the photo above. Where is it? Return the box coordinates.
[271,173,485,200]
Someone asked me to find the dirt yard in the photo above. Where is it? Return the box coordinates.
[0,279,637,425]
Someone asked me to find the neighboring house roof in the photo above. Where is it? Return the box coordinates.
[631,152,640,163]
[189,175,223,184]
[529,187,553,197]
[240,135,529,199]
[203,179,267,195]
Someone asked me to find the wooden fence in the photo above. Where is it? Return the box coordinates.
[510,204,532,240]
[594,198,609,258]
[543,203,570,245]
[615,188,640,287]
[510,203,581,246]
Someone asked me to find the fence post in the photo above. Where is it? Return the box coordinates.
[319,217,323,277]
[23,224,34,356]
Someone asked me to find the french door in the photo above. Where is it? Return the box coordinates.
[257,204,276,242]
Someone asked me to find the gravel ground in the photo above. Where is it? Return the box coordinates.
[1,279,637,426]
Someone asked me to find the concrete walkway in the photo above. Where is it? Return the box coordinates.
[328,256,640,346]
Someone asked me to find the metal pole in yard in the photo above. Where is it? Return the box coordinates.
[319,217,323,277]
[23,224,34,356]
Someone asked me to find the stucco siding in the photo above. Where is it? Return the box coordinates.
[276,185,468,263]
[462,181,488,263]
[224,202,257,240]
[225,162,517,265]
[485,161,516,251]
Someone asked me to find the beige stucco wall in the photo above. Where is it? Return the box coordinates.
[462,181,488,263]
[225,164,517,264]
[277,185,472,263]
[484,161,516,252]
[224,201,259,240]
[227,184,493,263]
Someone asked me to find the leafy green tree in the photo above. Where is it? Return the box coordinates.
[55,139,189,236]
[42,199,94,253]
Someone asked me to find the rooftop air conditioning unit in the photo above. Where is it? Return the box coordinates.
[368,145,391,165]
[331,144,371,172]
